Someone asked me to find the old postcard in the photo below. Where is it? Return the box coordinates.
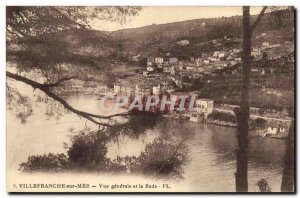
[6,6,295,193]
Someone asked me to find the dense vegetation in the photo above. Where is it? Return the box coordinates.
[207,111,237,124]
[19,132,188,180]
[109,9,293,58]
[19,113,188,179]
[10,9,293,65]
[195,71,294,111]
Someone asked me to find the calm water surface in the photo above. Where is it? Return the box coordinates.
[7,91,286,192]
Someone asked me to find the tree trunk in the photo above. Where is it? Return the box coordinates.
[235,6,251,192]
[281,119,295,192]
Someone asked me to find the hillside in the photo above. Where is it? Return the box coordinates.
[8,9,294,70]
[7,8,294,111]
[108,9,294,58]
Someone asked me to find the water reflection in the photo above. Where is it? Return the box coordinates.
[108,115,285,191]
[8,93,286,192]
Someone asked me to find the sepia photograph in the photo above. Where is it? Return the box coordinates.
[6,5,295,193]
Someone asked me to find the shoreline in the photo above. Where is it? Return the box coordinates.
[162,112,288,139]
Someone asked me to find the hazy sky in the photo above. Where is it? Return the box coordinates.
[91,6,264,31]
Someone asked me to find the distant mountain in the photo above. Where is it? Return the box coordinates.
[107,9,294,59]
[15,9,292,65]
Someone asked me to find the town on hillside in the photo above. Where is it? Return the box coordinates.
[61,33,294,139]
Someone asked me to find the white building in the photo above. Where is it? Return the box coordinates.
[155,57,164,64]
[170,66,176,75]
[195,98,214,115]
[251,51,262,58]
[135,84,152,97]
[267,125,280,135]
[161,79,173,88]
[96,85,109,93]
[114,83,121,93]
[226,55,234,61]
[169,57,178,63]
[152,84,161,95]
[267,122,289,135]
[270,44,282,48]
[261,32,267,37]
[234,57,242,62]
[178,63,186,70]
[195,58,203,66]
[208,57,220,62]
[203,60,210,64]
[186,65,196,70]
[261,42,270,50]
[213,51,220,57]
[176,39,190,46]
[218,52,226,58]
[124,86,135,97]
[233,48,242,53]
[143,71,150,76]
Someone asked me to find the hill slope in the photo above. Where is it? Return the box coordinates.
[108,9,294,58]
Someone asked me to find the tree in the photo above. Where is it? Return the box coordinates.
[236,6,295,192]
[235,6,267,192]
[281,118,295,191]
[6,6,141,127]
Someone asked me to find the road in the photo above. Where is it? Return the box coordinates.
[214,108,292,122]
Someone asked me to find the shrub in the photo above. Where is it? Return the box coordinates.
[67,130,109,170]
[19,130,189,180]
[257,178,271,192]
[107,112,162,140]
[19,153,68,172]
[207,110,237,123]
[135,137,188,179]
[254,118,268,129]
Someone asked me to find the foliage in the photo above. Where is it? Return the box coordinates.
[207,111,237,123]
[106,112,163,140]
[19,131,188,180]
[109,9,293,57]
[198,73,294,111]
[268,7,294,29]
[67,130,109,170]
[6,84,33,123]
[19,153,68,172]
[7,7,141,74]
[257,179,272,192]
[180,77,204,92]
[7,6,141,39]
[254,118,267,129]
[134,137,189,179]
[6,6,141,125]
